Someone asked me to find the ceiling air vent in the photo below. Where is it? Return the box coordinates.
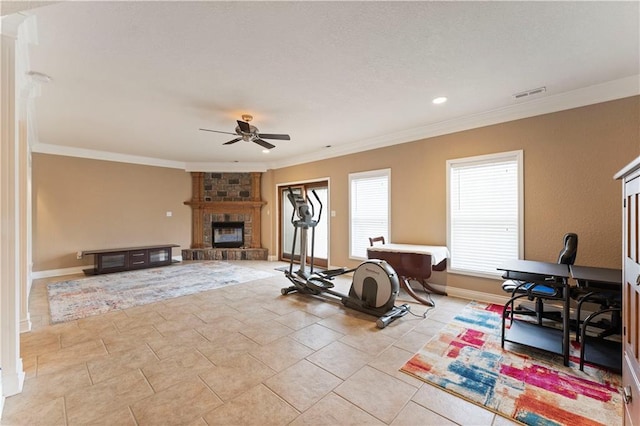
[513,86,546,100]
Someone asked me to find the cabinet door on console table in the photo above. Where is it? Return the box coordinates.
[97,251,128,274]
[149,247,172,266]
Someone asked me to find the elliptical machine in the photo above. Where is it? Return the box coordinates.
[280,187,410,328]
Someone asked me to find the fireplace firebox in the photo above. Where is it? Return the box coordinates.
[212,222,245,248]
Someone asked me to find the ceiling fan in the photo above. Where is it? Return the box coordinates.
[199,114,290,150]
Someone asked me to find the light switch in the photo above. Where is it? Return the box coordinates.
[331,210,336,217]
[166,211,172,217]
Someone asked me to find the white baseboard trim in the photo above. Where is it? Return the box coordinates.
[438,286,511,306]
[31,266,86,279]
[20,313,31,333]
[442,285,597,319]
[1,359,25,398]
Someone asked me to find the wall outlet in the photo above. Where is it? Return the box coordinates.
[166,211,172,217]
[76,251,83,260]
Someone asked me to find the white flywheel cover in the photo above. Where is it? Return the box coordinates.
[351,260,395,308]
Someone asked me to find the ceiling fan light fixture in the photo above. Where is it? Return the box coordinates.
[200,115,289,149]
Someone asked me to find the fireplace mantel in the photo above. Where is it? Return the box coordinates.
[184,201,266,210]
[184,172,266,250]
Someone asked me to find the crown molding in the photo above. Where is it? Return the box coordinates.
[0,13,28,37]
[31,74,639,172]
[268,74,640,169]
[30,142,270,172]
[184,162,268,172]
[31,142,186,169]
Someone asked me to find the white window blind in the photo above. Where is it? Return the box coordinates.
[349,169,390,259]
[447,151,523,277]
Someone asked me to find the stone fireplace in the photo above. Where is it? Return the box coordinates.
[182,172,268,260]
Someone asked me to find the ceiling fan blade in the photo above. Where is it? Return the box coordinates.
[199,128,238,136]
[236,120,251,133]
[258,133,290,140]
[223,137,242,145]
[254,138,275,150]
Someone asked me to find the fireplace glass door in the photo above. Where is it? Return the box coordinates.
[280,183,328,268]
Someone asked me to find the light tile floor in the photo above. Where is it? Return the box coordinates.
[1,261,519,425]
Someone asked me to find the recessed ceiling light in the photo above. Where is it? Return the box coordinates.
[432,96,447,105]
[262,149,270,154]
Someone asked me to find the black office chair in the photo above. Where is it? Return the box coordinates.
[502,233,578,325]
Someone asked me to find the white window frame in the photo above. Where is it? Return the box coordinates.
[349,168,391,260]
[446,150,524,279]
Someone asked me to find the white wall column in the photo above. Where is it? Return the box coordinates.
[17,119,31,334]
[14,16,36,334]
[0,13,28,408]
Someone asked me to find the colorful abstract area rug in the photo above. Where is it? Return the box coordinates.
[48,261,273,323]
[400,301,622,426]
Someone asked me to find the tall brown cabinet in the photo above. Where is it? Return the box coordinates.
[615,156,640,425]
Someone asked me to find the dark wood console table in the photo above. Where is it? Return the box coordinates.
[82,244,179,275]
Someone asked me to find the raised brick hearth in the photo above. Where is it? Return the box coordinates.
[183,172,268,260]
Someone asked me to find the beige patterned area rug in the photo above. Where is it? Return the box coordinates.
[47,261,273,323]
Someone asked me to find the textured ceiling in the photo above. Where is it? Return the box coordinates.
[8,1,640,171]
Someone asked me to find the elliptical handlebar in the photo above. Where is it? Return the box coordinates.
[287,187,322,228]
[310,189,322,223]
[287,187,298,225]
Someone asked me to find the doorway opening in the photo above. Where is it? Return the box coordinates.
[279,181,329,268]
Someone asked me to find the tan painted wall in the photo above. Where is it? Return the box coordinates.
[264,97,640,295]
[32,155,192,271]
[32,97,640,299]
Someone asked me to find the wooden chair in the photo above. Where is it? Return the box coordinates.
[369,236,385,246]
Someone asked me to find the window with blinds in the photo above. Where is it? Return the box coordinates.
[349,169,390,259]
[447,151,523,277]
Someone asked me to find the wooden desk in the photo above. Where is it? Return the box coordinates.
[498,260,571,366]
[367,243,448,306]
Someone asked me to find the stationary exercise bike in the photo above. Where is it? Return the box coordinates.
[280,187,410,328]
